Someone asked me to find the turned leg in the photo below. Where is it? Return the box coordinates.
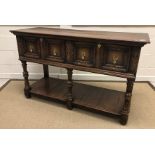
[21,60,31,98]
[66,68,73,110]
[43,64,49,78]
[120,78,135,125]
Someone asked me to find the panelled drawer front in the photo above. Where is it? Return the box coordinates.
[101,45,131,72]
[73,42,95,67]
[44,39,65,62]
[22,37,41,58]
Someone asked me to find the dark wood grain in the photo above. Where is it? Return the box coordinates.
[43,64,49,78]
[11,27,150,44]
[66,68,73,110]
[31,78,125,116]
[120,78,135,125]
[31,78,66,101]
[21,60,31,98]
[11,27,150,125]
[19,56,135,79]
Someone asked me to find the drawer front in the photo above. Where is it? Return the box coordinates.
[73,42,95,67]
[22,37,41,58]
[44,39,65,62]
[102,45,131,72]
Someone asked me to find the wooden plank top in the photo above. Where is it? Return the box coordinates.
[11,27,150,44]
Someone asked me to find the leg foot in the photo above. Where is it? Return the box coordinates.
[24,89,31,98]
[120,114,128,125]
[67,101,73,110]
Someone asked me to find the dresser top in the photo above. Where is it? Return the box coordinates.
[11,27,150,44]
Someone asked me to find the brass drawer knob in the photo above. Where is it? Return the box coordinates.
[53,49,57,56]
[29,45,34,52]
[97,44,101,49]
[112,55,119,64]
[81,51,86,60]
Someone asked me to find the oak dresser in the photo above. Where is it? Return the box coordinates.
[11,27,150,125]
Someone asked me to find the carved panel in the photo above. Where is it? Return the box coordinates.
[44,39,65,62]
[50,45,61,57]
[22,37,41,58]
[102,45,131,72]
[73,42,95,67]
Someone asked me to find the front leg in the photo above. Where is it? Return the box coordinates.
[43,64,49,78]
[21,60,31,98]
[66,68,73,110]
[120,78,135,125]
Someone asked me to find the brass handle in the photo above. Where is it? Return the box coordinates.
[112,55,119,64]
[81,51,86,60]
[53,49,57,56]
[97,44,101,49]
[29,45,33,52]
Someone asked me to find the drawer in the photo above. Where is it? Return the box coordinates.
[101,45,131,72]
[22,37,41,58]
[73,42,95,67]
[44,39,65,62]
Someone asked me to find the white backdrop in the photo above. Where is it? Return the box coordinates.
[0,26,154,84]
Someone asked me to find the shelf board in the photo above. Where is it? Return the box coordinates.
[30,78,125,116]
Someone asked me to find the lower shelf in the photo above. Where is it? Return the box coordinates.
[30,78,125,117]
